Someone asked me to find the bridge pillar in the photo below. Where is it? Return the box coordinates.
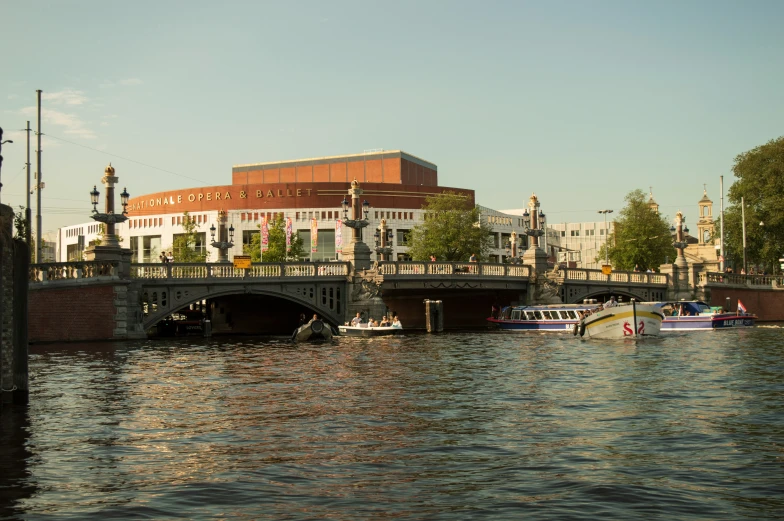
[1,204,29,404]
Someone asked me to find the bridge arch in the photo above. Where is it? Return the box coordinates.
[139,282,346,331]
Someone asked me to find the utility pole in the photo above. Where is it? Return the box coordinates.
[26,121,32,246]
[719,175,724,272]
[36,89,42,263]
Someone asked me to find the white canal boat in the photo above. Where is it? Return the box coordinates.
[575,301,664,339]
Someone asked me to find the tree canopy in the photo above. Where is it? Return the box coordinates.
[599,189,675,271]
[406,191,493,262]
[720,136,784,272]
[243,214,305,262]
[171,211,208,262]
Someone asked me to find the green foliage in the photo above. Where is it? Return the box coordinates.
[406,191,493,262]
[599,189,675,271]
[243,215,305,262]
[12,206,29,241]
[720,136,784,272]
[171,211,208,262]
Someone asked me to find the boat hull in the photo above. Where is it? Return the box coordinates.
[580,304,663,339]
[662,314,756,331]
[338,326,403,337]
[486,318,577,332]
[292,320,334,342]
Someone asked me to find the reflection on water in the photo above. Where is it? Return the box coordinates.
[1,329,783,520]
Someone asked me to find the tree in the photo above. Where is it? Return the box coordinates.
[406,191,493,262]
[599,189,674,271]
[243,215,305,262]
[171,211,208,262]
[720,136,784,273]
[12,206,29,241]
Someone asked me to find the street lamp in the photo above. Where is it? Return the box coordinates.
[342,179,371,240]
[597,209,613,266]
[505,230,522,263]
[210,210,235,263]
[374,218,394,261]
[89,163,129,248]
[521,195,545,247]
[670,211,689,268]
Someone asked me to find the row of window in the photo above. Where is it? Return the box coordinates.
[563,229,606,237]
[510,309,580,320]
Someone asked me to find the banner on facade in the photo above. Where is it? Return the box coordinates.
[311,218,318,253]
[335,219,342,254]
[261,217,269,252]
[286,217,292,253]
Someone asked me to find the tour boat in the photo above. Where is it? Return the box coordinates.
[575,301,664,339]
[338,325,404,337]
[487,304,600,332]
[656,301,756,331]
[292,319,334,342]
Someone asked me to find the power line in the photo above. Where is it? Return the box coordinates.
[43,133,211,186]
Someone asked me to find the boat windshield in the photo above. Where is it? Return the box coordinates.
[525,311,536,320]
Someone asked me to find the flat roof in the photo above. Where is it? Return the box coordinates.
[232,150,437,172]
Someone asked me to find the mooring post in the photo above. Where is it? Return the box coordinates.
[424,299,444,333]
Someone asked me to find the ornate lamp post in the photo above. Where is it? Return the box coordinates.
[521,193,548,273]
[210,210,235,263]
[90,163,129,249]
[670,211,689,269]
[340,179,372,270]
[374,218,394,261]
[505,230,522,263]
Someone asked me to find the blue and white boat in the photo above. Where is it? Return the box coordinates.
[487,304,599,332]
[656,301,756,331]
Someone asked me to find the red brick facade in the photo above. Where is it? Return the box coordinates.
[29,285,118,343]
[709,287,784,321]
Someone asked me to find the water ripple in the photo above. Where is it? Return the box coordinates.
[0,329,782,520]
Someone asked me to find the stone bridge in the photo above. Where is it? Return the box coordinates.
[26,259,783,342]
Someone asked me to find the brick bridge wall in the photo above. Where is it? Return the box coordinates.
[29,284,120,343]
[709,287,784,321]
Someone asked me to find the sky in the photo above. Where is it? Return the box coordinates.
[2,0,783,237]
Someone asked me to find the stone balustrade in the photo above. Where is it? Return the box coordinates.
[29,261,121,283]
[705,272,784,288]
[129,262,350,280]
[377,261,530,277]
[561,268,669,285]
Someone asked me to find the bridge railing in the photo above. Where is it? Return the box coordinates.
[377,261,530,277]
[130,262,350,280]
[29,261,121,283]
[561,268,669,285]
[705,272,784,287]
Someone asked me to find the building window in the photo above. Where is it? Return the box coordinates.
[396,229,411,247]
[171,232,206,260]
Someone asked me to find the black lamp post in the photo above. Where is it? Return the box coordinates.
[342,179,370,242]
[522,194,545,249]
[374,218,394,261]
[210,210,235,263]
[89,163,129,248]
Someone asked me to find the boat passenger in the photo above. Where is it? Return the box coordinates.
[605,296,618,308]
[392,317,403,328]
[308,314,319,323]
[351,312,362,326]
[380,316,390,327]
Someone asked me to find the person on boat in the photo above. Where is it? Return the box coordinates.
[392,317,403,328]
[351,312,362,326]
[308,314,319,323]
[380,316,390,327]
[605,296,618,307]
[298,313,307,327]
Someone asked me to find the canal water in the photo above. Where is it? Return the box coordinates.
[1,327,783,520]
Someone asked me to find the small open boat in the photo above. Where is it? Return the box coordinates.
[338,325,403,337]
[574,301,664,339]
[292,319,334,342]
[656,301,756,331]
